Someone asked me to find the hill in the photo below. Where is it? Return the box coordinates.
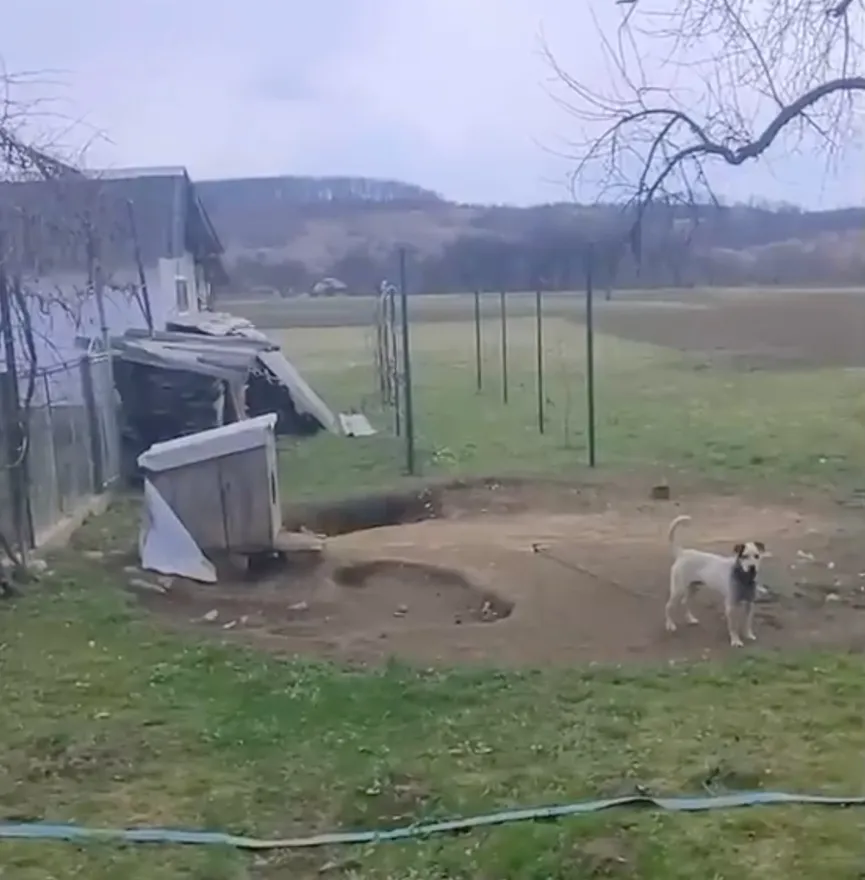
[196,175,865,294]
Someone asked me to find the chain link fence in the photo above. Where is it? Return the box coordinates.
[1,352,119,549]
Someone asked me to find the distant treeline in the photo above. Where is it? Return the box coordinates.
[231,222,865,296]
[195,175,865,294]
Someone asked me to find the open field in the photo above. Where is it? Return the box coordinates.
[223,285,865,325]
[269,294,865,501]
[3,288,865,877]
[159,290,865,667]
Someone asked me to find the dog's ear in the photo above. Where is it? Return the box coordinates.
[733,543,745,556]
[755,541,766,553]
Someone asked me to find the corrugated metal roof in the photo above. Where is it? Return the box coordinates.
[0,168,223,275]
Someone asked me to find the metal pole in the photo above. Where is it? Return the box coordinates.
[374,296,386,404]
[473,288,482,392]
[388,286,400,436]
[585,247,596,467]
[86,223,110,354]
[126,199,154,334]
[536,288,545,434]
[398,248,416,475]
[500,289,508,404]
[0,266,32,554]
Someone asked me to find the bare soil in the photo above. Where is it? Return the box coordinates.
[594,290,865,369]
[134,477,865,667]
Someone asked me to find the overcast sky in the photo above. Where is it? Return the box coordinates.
[4,0,863,207]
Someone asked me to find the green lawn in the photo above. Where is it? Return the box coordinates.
[276,317,865,501]
[3,315,865,878]
[2,511,864,879]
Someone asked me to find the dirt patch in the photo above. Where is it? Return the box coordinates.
[283,487,442,536]
[590,290,865,369]
[133,478,865,667]
[333,559,512,624]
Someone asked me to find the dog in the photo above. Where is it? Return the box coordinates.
[664,515,766,647]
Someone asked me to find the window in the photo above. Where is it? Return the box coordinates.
[175,276,189,312]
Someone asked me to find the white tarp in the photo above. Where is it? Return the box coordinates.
[139,478,217,583]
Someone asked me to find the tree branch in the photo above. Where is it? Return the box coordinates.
[546,0,864,258]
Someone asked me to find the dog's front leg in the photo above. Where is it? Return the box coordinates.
[743,602,756,641]
[725,600,744,647]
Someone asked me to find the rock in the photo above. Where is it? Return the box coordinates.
[128,578,167,595]
[319,857,361,875]
[650,484,671,500]
[202,609,219,622]
[394,604,409,617]
[156,575,174,590]
[288,600,310,613]
[274,530,325,554]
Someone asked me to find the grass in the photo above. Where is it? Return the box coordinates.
[274,315,865,501]
[222,286,865,329]
[2,509,864,878]
[3,302,865,877]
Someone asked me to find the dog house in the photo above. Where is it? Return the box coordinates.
[137,413,281,554]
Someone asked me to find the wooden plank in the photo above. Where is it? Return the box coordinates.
[218,448,279,552]
[150,461,227,551]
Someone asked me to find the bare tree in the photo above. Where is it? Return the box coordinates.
[0,69,86,577]
[546,0,865,252]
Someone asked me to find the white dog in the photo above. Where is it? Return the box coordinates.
[664,515,766,647]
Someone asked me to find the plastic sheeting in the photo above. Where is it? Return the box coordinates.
[139,478,216,583]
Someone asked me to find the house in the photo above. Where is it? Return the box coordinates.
[0,166,227,370]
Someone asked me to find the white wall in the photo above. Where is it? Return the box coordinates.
[156,251,205,326]
[2,250,207,372]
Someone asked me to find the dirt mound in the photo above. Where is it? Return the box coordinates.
[133,480,865,667]
[333,559,512,625]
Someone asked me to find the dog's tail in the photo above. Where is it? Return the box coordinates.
[668,515,691,554]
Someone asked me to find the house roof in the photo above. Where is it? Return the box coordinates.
[0,167,225,278]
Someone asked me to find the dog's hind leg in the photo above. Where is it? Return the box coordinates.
[682,582,699,626]
[665,571,686,632]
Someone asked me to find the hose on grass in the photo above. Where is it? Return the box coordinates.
[2,791,864,851]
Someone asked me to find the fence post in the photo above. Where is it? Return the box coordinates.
[0,267,33,553]
[500,289,508,404]
[473,289,483,392]
[398,248,416,475]
[585,247,597,468]
[388,286,401,436]
[80,355,105,492]
[536,288,545,434]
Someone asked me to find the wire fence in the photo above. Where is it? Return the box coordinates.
[353,252,865,495]
[369,254,598,482]
[228,252,865,502]
[0,353,120,549]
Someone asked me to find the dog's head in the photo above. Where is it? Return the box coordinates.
[733,541,765,575]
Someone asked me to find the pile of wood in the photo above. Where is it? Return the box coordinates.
[114,359,225,483]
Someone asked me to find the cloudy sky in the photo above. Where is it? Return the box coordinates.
[4,0,863,207]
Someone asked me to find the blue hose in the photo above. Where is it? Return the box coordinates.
[2,791,864,850]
